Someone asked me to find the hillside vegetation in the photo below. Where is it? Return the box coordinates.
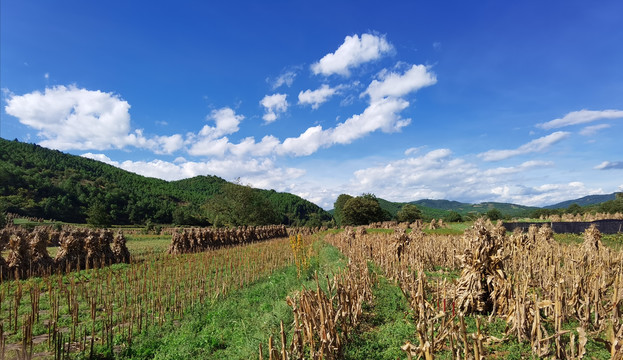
[0,138,331,226]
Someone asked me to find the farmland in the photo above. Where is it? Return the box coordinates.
[0,220,621,359]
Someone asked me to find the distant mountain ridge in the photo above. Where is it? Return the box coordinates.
[367,195,619,220]
[543,193,617,209]
[409,199,537,218]
[372,198,537,220]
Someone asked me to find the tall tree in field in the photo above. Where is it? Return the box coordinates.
[396,204,422,223]
[333,194,353,227]
[486,208,503,221]
[205,182,278,226]
[342,193,386,226]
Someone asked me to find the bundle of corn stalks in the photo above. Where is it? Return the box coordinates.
[6,231,31,278]
[455,219,510,314]
[54,230,87,272]
[112,231,131,263]
[392,228,410,262]
[0,227,9,276]
[581,224,603,254]
[410,219,424,230]
[84,229,116,268]
[29,227,54,275]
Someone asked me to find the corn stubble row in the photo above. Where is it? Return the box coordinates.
[260,254,374,360]
[0,226,130,280]
[323,220,622,359]
[0,234,299,359]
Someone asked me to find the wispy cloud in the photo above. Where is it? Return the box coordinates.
[478,131,570,161]
[271,70,297,89]
[579,124,610,136]
[311,33,393,77]
[594,161,623,170]
[537,109,623,129]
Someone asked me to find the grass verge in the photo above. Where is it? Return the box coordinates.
[342,262,416,360]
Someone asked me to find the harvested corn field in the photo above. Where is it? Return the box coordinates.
[325,220,623,359]
[1,222,622,359]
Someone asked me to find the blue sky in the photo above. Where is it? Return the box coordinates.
[2,0,622,209]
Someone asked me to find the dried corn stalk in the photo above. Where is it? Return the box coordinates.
[455,219,509,314]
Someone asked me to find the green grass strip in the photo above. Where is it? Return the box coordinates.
[342,262,416,360]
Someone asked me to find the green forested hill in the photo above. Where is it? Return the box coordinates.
[372,198,537,221]
[376,198,453,221]
[0,138,331,226]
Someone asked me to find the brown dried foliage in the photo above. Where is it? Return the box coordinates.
[323,219,623,358]
[261,260,373,360]
[0,227,131,279]
[167,225,291,254]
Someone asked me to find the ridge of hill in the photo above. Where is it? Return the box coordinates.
[543,193,617,209]
[0,138,331,226]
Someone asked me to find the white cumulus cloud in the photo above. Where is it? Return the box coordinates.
[5,85,133,150]
[279,126,329,156]
[199,107,243,139]
[298,84,341,109]
[478,131,570,162]
[4,85,184,154]
[537,109,623,129]
[363,64,437,101]
[311,33,393,77]
[349,149,598,206]
[330,97,410,144]
[260,93,288,123]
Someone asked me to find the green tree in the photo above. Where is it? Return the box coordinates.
[342,194,386,226]
[396,204,422,223]
[86,201,112,227]
[444,210,463,222]
[333,194,353,227]
[205,182,278,226]
[598,197,623,214]
[486,208,503,221]
[567,203,582,215]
